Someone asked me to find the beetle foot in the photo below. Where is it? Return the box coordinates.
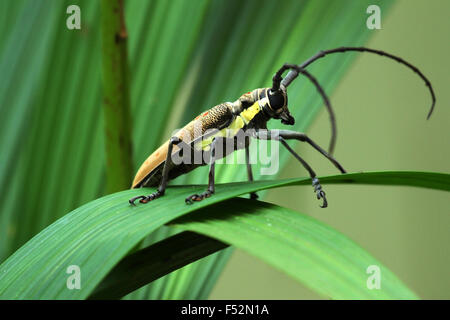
[250,192,259,200]
[129,190,163,206]
[185,190,213,204]
[312,177,327,208]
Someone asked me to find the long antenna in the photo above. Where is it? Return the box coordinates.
[281,46,436,119]
[272,64,337,154]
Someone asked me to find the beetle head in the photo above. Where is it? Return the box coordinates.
[266,86,295,125]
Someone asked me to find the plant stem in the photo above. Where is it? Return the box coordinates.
[101,0,133,193]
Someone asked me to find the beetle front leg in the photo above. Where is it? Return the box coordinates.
[254,130,333,208]
[278,136,328,208]
[277,129,346,173]
[185,138,219,204]
[129,136,182,205]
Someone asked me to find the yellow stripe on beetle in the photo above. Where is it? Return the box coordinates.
[197,101,262,151]
[240,100,262,124]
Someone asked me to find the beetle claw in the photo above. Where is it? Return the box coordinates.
[317,190,328,208]
[185,194,198,204]
[312,177,328,208]
[129,195,146,206]
[185,190,213,204]
[129,191,162,206]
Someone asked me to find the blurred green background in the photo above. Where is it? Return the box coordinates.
[211,0,450,299]
[0,0,448,300]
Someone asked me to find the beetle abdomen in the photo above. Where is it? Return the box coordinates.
[131,103,234,189]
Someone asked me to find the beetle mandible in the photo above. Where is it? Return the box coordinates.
[129,46,435,208]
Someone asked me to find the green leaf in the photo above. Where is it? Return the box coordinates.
[0,171,447,299]
[172,198,418,299]
[90,195,419,300]
[90,231,228,299]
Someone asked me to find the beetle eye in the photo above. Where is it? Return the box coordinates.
[268,90,285,110]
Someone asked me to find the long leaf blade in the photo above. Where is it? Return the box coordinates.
[171,198,418,299]
[0,171,447,299]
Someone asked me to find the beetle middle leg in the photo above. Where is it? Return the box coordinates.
[185,137,220,204]
[129,136,182,205]
[254,129,347,208]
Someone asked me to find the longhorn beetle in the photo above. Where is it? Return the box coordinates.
[129,47,435,208]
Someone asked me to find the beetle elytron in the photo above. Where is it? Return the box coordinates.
[129,46,435,208]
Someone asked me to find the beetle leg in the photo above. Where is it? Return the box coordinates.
[129,137,182,205]
[186,138,219,204]
[185,190,214,204]
[129,195,147,206]
[258,130,346,173]
[279,137,328,208]
[245,137,258,200]
[138,190,163,204]
[254,131,331,208]
[312,177,327,208]
[129,190,163,205]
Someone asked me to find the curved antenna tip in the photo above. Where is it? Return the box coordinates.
[426,101,435,120]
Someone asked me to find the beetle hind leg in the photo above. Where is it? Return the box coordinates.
[129,195,146,205]
[129,136,183,206]
[129,190,163,205]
